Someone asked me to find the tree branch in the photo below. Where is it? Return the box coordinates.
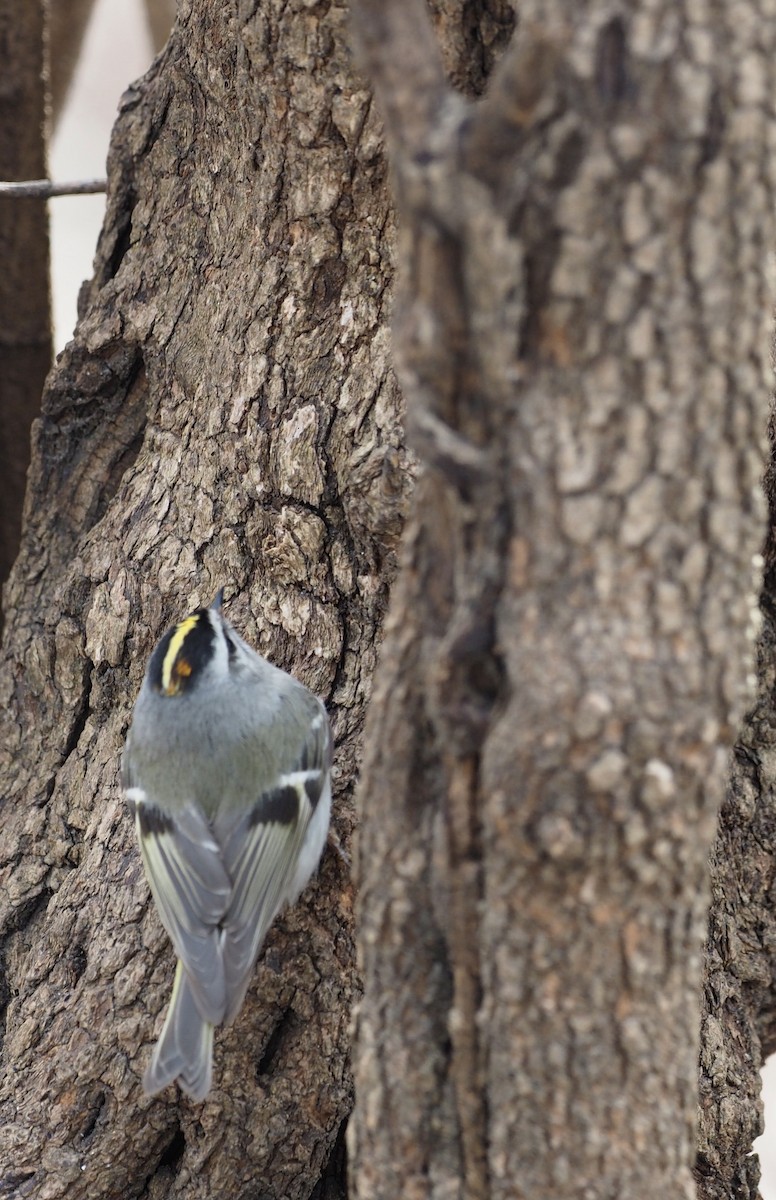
[0,178,107,197]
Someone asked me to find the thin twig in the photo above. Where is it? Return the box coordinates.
[0,179,107,198]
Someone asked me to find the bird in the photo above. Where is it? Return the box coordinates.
[121,591,332,1100]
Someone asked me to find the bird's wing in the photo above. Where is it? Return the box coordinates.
[217,705,332,1023]
[125,780,232,1025]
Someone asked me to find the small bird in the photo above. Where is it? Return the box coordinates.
[122,592,332,1101]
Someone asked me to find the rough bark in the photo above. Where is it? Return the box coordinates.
[0,0,51,592]
[696,439,776,1200]
[0,1,409,1196]
[350,3,776,1199]
[4,1,776,1196]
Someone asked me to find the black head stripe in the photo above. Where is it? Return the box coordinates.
[147,610,216,695]
[147,626,176,691]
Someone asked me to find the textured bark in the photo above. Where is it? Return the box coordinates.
[0,0,51,591]
[350,3,775,1200]
[4,1,776,1196]
[0,2,409,1196]
[697,444,776,1200]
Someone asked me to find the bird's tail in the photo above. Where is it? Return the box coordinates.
[143,960,214,1101]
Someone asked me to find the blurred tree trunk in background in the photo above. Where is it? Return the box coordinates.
[0,0,51,595]
[142,0,176,62]
[348,3,776,1200]
[1,2,776,1199]
[48,0,96,120]
[49,0,175,123]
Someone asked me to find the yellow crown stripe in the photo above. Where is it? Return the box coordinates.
[161,614,200,692]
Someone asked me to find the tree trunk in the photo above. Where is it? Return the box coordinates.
[696,446,776,1199]
[3,1,776,1197]
[0,1,408,1195]
[0,0,51,593]
[349,3,775,1199]
[48,0,98,121]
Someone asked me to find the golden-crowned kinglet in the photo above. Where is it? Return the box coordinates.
[122,592,332,1101]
